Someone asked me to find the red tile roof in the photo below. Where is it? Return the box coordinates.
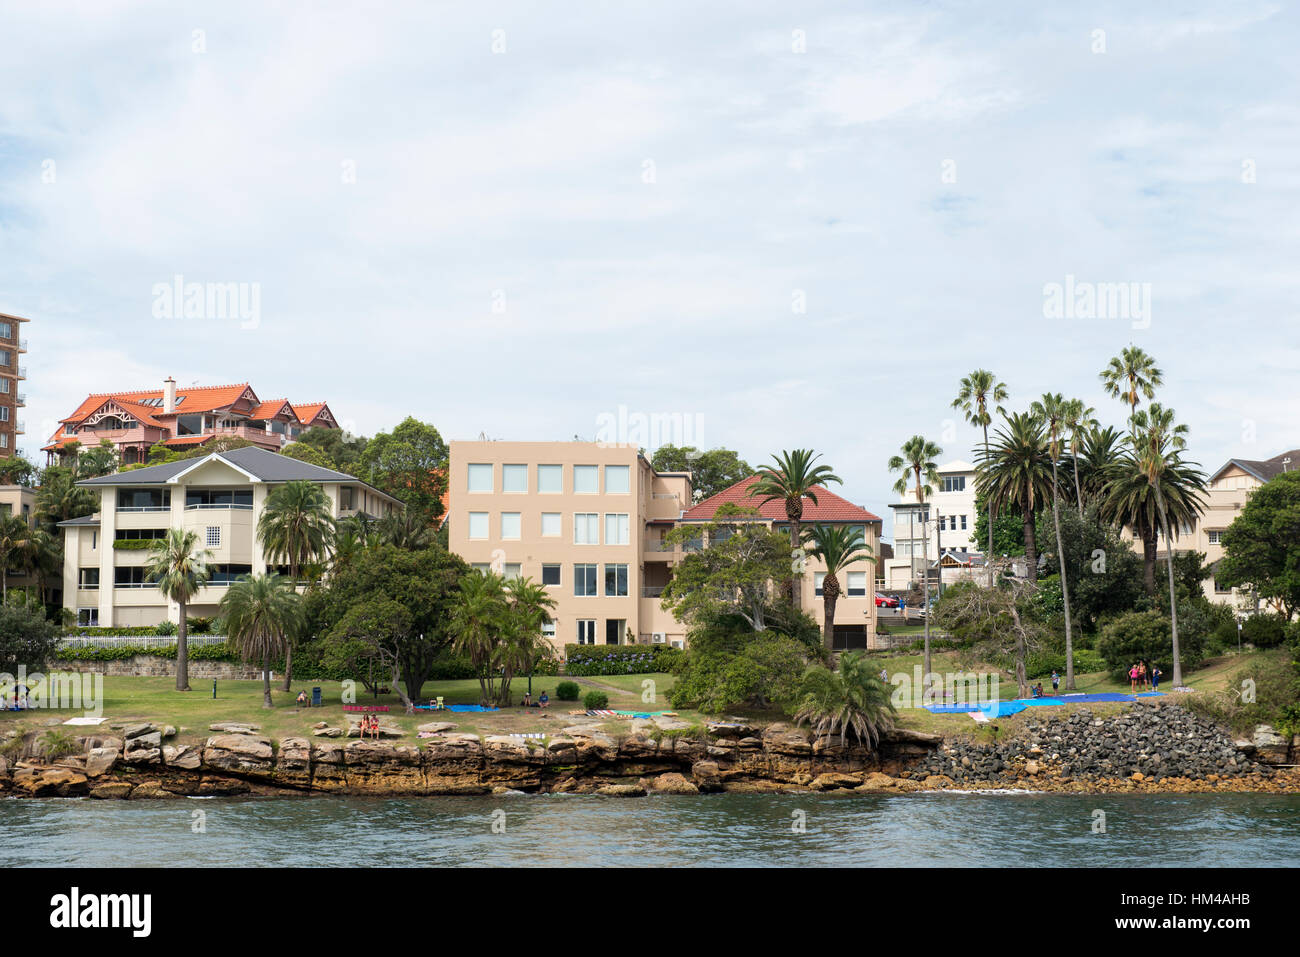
[249,399,297,421]
[291,402,329,425]
[682,474,880,523]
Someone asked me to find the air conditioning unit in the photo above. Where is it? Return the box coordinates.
[670,639,684,649]
[651,632,667,644]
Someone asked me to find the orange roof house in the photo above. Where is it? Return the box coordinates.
[44,377,340,466]
[682,474,882,526]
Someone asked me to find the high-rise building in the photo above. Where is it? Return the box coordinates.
[0,312,29,456]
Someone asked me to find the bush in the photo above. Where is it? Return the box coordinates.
[1241,613,1287,649]
[555,681,580,701]
[564,644,677,676]
[1184,649,1300,736]
[582,690,609,710]
[1026,648,1105,678]
[154,620,178,636]
[187,617,215,635]
[1096,610,1205,682]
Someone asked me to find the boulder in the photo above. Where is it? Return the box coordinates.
[89,781,134,800]
[123,748,161,765]
[652,715,693,732]
[274,737,312,787]
[13,767,89,797]
[162,745,201,770]
[208,722,262,735]
[121,723,154,740]
[343,741,424,794]
[417,721,457,735]
[810,772,862,791]
[1252,725,1290,765]
[312,726,345,738]
[707,721,759,738]
[597,783,647,797]
[691,760,723,792]
[648,772,699,795]
[202,734,274,777]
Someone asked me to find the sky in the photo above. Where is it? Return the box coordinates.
[2,1,1298,531]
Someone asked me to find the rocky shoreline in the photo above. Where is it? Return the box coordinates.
[3,702,1298,799]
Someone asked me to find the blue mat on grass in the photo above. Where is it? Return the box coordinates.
[925,690,1165,717]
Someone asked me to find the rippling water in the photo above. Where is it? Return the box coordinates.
[7,792,1300,867]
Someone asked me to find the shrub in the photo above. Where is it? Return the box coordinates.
[154,620,178,636]
[564,644,677,676]
[1026,648,1105,678]
[1241,613,1287,649]
[1096,610,1205,683]
[555,681,581,701]
[187,616,215,635]
[1184,649,1300,736]
[582,690,609,710]
[40,729,82,760]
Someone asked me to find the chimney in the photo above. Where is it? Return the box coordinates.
[163,377,177,414]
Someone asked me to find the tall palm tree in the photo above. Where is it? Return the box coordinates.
[257,481,335,690]
[376,509,434,550]
[498,576,557,705]
[975,412,1054,582]
[1100,346,1163,438]
[1062,399,1098,514]
[34,468,97,531]
[449,570,508,706]
[1029,393,1079,691]
[951,369,1009,584]
[145,528,212,691]
[0,513,34,600]
[748,450,842,610]
[220,573,302,708]
[888,436,942,676]
[1075,425,1125,504]
[803,524,876,649]
[793,651,896,749]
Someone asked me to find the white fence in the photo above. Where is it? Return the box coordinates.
[59,635,229,650]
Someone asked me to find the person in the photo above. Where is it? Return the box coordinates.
[296,690,308,706]
[1051,670,1060,694]
[538,691,550,708]
[1138,660,1148,692]
[1129,663,1139,694]
[1150,664,1162,692]
[879,668,889,683]
[521,692,532,708]
[1031,683,1044,698]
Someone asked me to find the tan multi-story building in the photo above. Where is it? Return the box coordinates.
[60,445,400,628]
[0,312,29,457]
[883,459,981,590]
[447,441,883,652]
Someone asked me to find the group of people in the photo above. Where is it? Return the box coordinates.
[1129,660,1161,693]
[4,689,30,711]
[356,712,384,739]
[519,691,550,709]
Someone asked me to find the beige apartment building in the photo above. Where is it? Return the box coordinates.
[60,446,400,628]
[448,442,883,652]
[0,312,29,456]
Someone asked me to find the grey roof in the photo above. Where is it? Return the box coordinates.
[1212,449,1300,484]
[57,514,101,527]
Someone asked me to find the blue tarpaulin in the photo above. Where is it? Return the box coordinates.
[925,690,1164,717]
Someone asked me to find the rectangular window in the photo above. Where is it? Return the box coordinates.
[577,620,596,645]
[114,567,150,588]
[467,512,489,539]
[605,619,626,645]
[848,525,865,545]
[604,563,628,596]
[0,379,9,393]
[814,572,825,597]
[1207,530,1222,545]
[0,322,10,338]
[185,489,253,509]
[537,464,562,493]
[467,463,493,492]
[0,407,9,422]
[503,563,521,580]
[942,476,966,493]
[574,513,599,544]
[541,512,562,537]
[605,465,630,494]
[117,488,171,511]
[78,568,100,588]
[960,514,968,530]
[502,464,528,493]
[847,572,867,596]
[472,563,492,574]
[573,465,598,494]
[1214,578,1230,594]
[500,512,521,539]
[542,622,556,641]
[574,564,598,597]
[206,526,221,547]
[340,487,355,510]
[77,608,99,627]
[541,564,561,586]
[604,513,630,545]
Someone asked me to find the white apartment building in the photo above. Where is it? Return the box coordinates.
[882,459,980,589]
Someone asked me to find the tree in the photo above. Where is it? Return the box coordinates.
[888,435,942,676]
[0,601,59,676]
[449,570,508,706]
[933,564,1044,698]
[34,467,97,531]
[75,440,119,480]
[0,456,36,487]
[281,443,335,469]
[257,480,336,690]
[748,449,842,610]
[1100,346,1162,438]
[1217,471,1300,621]
[360,417,448,522]
[220,574,302,708]
[1063,399,1098,515]
[291,426,369,473]
[497,576,557,705]
[649,446,754,502]
[972,488,1029,559]
[1074,425,1125,506]
[803,523,874,649]
[0,514,34,601]
[1101,448,1205,596]
[1038,505,1145,634]
[951,369,1008,582]
[792,651,896,749]
[1029,393,1078,690]
[976,412,1053,582]
[375,509,435,550]
[668,612,812,713]
[144,528,213,691]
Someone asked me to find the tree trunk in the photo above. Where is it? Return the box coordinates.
[822,593,837,650]
[1072,449,1084,515]
[1050,463,1076,691]
[1158,496,1182,686]
[1142,530,1157,594]
[789,517,802,609]
[176,600,191,691]
[281,560,297,691]
[984,423,995,587]
[919,489,931,681]
[261,654,272,708]
[1022,513,1038,582]
[1009,602,1029,699]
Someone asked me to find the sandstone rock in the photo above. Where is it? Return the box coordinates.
[13,767,89,797]
[416,722,457,735]
[312,726,344,738]
[162,745,201,770]
[208,722,262,735]
[651,716,693,732]
[707,721,758,738]
[89,781,133,800]
[648,772,699,794]
[121,723,154,740]
[921,774,954,789]
[123,748,161,765]
[202,734,274,777]
[691,760,723,792]
[811,772,862,791]
[162,726,177,739]
[346,721,405,738]
[597,783,647,797]
[1252,725,1289,765]
[130,782,182,800]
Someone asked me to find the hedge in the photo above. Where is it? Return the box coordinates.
[564,644,681,676]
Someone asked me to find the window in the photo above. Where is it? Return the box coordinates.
[541,564,561,586]
[576,620,596,645]
[541,512,561,537]
[0,407,9,422]
[814,572,825,596]
[1214,578,1231,594]
[960,514,968,530]
[605,465,630,494]
[1207,530,1222,545]
[942,476,966,493]
[574,513,599,544]
[467,464,493,492]
[0,435,6,450]
[0,379,8,393]
[0,351,9,367]
[847,572,867,597]
[185,489,253,509]
[500,512,521,539]
[574,564,598,597]
[502,464,528,493]
[574,465,598,494]
[604,564,628,596]
[605,619,625,645]
[114,567,151,588]
[78,568,99,588]
[340,487,355,510]
[848,525,865,545]
[538,464,562,493]
[206,526,221,547]
[77,608,99,627]
[117,489,171,511]
[472,563,492,574]
[467,512,489,539]
[503,563,521,580]
[542,622,556,641]
[604,513,630,545]
[0,322,10,338]
[207,564,253,585]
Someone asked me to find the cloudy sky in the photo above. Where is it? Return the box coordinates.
[2,1,1297,528]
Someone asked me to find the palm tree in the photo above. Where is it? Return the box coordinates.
[498,576,557,705]
[951,369,1009,583]
[0,513,34,600]
[975,412,1054,582]
[1075,425,1125,504]
[220,574,302,708]
[793,651,896,749]
[257,481,335,690]
[145,528,212,691]
[803,524,875,650]
[747,450,842,610]
[888,435,942,676]
[1029,393,1079,691]
[449,570,508,706]
[1100,346,1162,438]
[375,510,434,550]
[1062,399,1098,514]
[34,468,96,531]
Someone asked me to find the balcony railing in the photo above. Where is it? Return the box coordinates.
[18,338,27,353]
[184,503,254,511]
[15,393,25,406]
[641,585,665,598]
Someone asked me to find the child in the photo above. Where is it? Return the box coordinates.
[1150,665,1162,692]
[1129,663,1139,694]
[1051,670,1060,694]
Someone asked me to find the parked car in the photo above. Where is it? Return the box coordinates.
[875,593,900,608]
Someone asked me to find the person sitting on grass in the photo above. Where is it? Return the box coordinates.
[296,690,308,707]
[538,691,549,708]
[1031,683,1044,698]
[521,692,532,708]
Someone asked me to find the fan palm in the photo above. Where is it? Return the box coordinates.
[803,524,876,649]
[1062,399,1098,514]
[145,528,213,691]
[888,435,942,676]
[498,576,558,704]
[975,412,1053,581]
[1100,346,1162,438]
[951,369,1009,582]
[747,450,842,609]
[257,481,336,690]
[219,574,303,708]
[793,651,896,749]
[1029,393,1079,690]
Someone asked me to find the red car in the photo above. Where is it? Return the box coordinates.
[875,593,900,608]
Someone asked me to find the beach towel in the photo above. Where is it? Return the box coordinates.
[969,710,989,724]
[62,717,105,726]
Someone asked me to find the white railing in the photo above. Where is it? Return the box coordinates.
[59,635,228,650]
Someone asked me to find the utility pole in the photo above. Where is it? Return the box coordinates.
[934,507,944,601]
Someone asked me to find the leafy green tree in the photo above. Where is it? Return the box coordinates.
[803,523,874,649]
[257,480,336,690]
[1038,505,1145,634]
[1097,610,1206,684]
[933,570,1043,698]
[449,570,508,706]
[0,514,34,601]
[748,449,842,610]
[0,456,36,487]
[375,509,435,550]
[360,417,448,522]
[497,576,557,705]
[668,613,811,713]
[144,528,213,691]
[220,574,302,708]
[75,440,119,480]
[1218,471,1300,621]
[34,467,97,532]
[793,651,896,749]
[1029,393,1078,689]
[976,412,1053,582]
[971,488,1029,559]
[951,369,1008,579]
[0,601,59,676]
[281,443,335,469]
[650,445,754,501]
[1100,346,1163,438]
[291,426,369,473]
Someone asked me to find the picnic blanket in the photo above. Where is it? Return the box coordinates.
[445,704,499,713]
[926,690,1166,717]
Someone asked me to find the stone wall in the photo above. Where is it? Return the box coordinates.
[56,656,260,680]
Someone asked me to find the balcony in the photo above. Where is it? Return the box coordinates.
[15,393,24,406]
[14,421,23,434]
[18,339,27,353]
[641,585,666,598]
